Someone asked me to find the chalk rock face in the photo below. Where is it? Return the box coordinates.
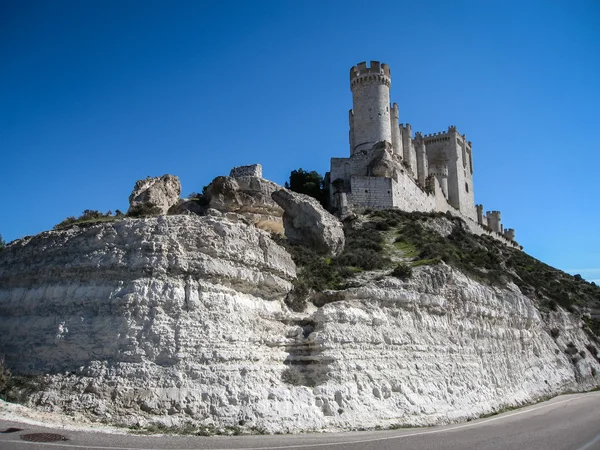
[271,189,345,257]
[205,175,284,233]
[0,218,598,433]
[0,215,295,372]
[128,174,181,214]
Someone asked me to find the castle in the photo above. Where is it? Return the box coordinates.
[326,61,516,244]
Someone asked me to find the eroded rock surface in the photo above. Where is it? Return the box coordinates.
[0,217,598,433]
[367,141,398,178]
[128,174,181,214]
[271,189,345,257]
[205,175,284,233]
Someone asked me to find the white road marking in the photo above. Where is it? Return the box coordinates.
[1,393,599,450]
[577,433,600,450]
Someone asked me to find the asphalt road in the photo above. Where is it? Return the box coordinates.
[1,392,599,450]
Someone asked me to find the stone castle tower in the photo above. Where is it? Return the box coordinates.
[328,61,515,244]
[349,62,392,154]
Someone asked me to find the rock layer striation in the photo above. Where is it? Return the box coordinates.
[0,216,598,432]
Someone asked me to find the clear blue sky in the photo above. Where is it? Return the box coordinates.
[1,0,599,282]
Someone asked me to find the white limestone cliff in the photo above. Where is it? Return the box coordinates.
[0,215,598,433]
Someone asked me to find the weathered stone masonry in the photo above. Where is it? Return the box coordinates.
[327,61,517,246]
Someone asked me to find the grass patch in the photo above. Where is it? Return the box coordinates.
[54,204,164,231]
[54,209,123,230]
[411,258,442,267]
[393,240,419,258]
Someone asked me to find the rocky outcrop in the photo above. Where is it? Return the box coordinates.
[271,189,345,257]
[168,199,207,216]
[367,141,398,178]
[128,175,181,215]
[205,175,284,233]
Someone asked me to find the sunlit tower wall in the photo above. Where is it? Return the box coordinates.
[390,103,403,157]
[349,61,392,155]
[423,126,476,221]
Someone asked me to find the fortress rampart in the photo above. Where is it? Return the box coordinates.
[329,61,518,248]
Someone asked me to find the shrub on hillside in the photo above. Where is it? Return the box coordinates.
[127,203,162,218]
[54,210,115,230]
[285,168,326,207]
[391,263,413,280]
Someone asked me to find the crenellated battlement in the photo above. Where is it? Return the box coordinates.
[422,125,461,140]
[350,61,391,89]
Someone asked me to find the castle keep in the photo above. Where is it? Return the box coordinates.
[327,61,516,244]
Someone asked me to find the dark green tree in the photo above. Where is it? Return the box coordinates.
[286,168,326,207]
[0,234,5,251]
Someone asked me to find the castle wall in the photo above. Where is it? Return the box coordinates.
[391,172,436,212]
[350,171,438,214]
[346,172,519,249]
[329,152,371,208]
[348,176,395,209]
[330,151,370,182]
